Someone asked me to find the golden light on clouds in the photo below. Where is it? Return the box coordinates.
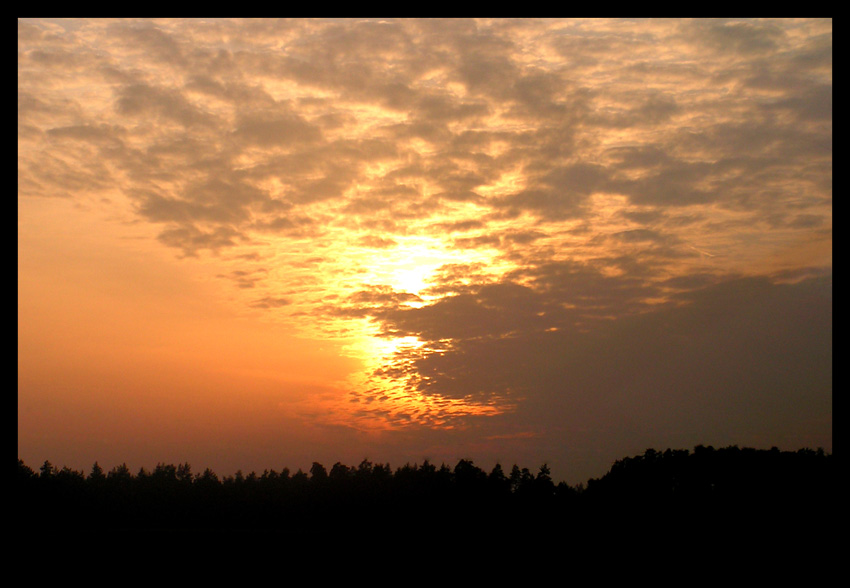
[19,18,831,482]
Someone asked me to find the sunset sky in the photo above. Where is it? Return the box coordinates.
[18,18,831,485]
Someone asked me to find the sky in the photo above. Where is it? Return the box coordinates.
[18,18,831,485]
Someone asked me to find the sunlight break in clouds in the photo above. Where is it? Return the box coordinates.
[19,18,830,483]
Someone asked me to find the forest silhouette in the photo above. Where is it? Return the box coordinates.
[17,445,833,542]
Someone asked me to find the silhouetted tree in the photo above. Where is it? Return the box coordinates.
[18,459,35,481]
[291,468,309,488]
[108,463,133,482]
[15,445,833,534]
[532,463,555,498]
[39,460,55,479]
[329,462,351,482]
[153,462,177,483]
[310,462,328,482]
[509,464,522,493]
[419,459,437,475]
[488,463,511,496]
[454,459,487,496]
[510,465,535,496]
[88,462,105,482]
[196,467,219,486]
[356,458,373,479]
[176,462,193,485]
[56,465,84,483]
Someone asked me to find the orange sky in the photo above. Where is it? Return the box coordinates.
[18,18,831,484]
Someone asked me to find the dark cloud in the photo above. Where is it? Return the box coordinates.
[452,234,501,250]
[412,93,490,123]
[115,82,218,128]
[433,219,485,233]
[217,268,268,289]
[494,163,611,221]
[502,230,546,245]
[372,259,663,355]
[610,228,673,244]
[326,286,423,320]
[686,19,787,56]
[373,272,831,455]
[233,113,323,147]
[27,47,89,69]
[136,180,267,226]
[356,235,398,249]
[605,145,671,170]
[47,124,127,146]
[250,296,292,308]
[157,224,243,257]
[767,83,832,123]
[113,22,187,66]
[635,93,680,123]
[378,281,547,344]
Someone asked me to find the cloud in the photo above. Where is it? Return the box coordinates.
[356,235,398,249]
[370,271,831,454]
[685,19,787,56]
[232,113,323,147]
[19,18,831,249]
[157,224,244,257]
[112,21,188,66]
[115,82,218,128]
[250,296,292,309]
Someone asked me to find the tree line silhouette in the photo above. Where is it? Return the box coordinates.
[16,445,833,536]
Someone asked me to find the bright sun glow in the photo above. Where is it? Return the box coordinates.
[353,236,471,297]
[301,232,519,430]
